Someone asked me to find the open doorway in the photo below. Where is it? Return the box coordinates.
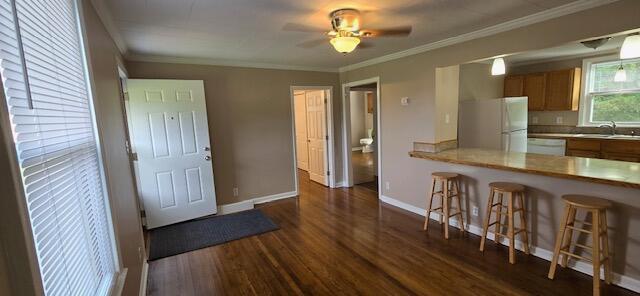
[342,78,380,194]
[290,86,335,192]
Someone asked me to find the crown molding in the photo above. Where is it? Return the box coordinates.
[125,54,340,73]
[338,0,620,73]
[90,0,128,55]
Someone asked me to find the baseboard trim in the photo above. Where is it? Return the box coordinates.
[217,191,298,215]
[379,194,640,293]
[139,261,148,296]
[335,181,347,188]
[352,146,363,151]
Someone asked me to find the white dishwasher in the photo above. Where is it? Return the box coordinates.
[527,138,567,156]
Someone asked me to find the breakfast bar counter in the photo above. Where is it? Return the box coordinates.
[409,148,640,189]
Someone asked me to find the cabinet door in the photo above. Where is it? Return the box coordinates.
[523,73,546,111]
[503,75,524,97]
[545,68,581,111]
[566,149,601,158]
[602,152,640,162]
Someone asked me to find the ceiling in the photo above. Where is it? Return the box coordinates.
[506,35,626,65]
[105,0,583,70]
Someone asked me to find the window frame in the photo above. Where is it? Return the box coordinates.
[578,54,640,127]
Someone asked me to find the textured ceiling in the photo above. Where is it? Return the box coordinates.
[106,0,581,69]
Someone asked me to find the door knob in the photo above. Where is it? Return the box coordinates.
[205,156,211,161]
[203,147,210,151]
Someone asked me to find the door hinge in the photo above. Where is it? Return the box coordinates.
[327,171,330,176]
[325,135,329,140]
[130,152,138,161]
[123,92,130,101]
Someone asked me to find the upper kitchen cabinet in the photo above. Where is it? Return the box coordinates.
[545,68,581,111]
[503,75,524,97]
[523,73,546,111]
[503,68,581,111]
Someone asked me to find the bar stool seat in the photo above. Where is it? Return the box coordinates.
[549,194,612,296]
[480,181,530,264]
[423,172,464,239]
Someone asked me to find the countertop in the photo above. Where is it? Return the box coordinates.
[409,148,640,189]
[528,133,640,141]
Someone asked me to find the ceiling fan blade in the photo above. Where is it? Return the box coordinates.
[358,41,374,49]
[297,38,328,48]
[283,22,327,33]
[360,26,412,37]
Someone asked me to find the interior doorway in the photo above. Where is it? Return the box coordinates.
[342,78,381,194]
[290,86,335,191]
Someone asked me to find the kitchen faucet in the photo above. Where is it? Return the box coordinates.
[599,121,617,135]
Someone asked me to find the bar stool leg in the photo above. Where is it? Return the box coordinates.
[454,180,465,232]
[549,204,572,279]
[592,209,601,296]
[601,210,612,284]
[561,206,577,267]
[423,178,436,231]
[480,188,494,251]
[438,180,445,225]
[517,192,530,255]
[494,193,504,244]
[508,193,516,264]
[443,180,450,239]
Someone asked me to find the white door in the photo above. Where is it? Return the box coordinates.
[127,79,217,229]
[305,90,329,185]
[294,91,309,171]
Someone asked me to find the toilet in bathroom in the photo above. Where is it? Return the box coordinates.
[360,129,374,153]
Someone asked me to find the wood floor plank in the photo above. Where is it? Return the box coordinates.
[146,171,637,296]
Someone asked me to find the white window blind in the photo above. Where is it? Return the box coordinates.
[0,0,117,295]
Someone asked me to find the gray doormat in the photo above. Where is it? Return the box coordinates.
[148,209,279,260]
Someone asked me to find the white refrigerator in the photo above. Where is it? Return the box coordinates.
[458,97,528,152]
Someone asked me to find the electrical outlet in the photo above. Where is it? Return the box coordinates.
[532,116,539,124]
[556,116,563,124]
[233,187,239,197]
[472,206,479,216]
[385,181,390,190]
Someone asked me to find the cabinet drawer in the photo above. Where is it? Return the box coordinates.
[602,152,640,162]
[567,139,601,151]
[566,149,601,158]
[602,140,640,154]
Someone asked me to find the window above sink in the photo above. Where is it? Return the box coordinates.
[579,55,640,127]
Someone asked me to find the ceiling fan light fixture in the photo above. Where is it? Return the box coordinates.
[620,33,640,59]
[491,58,506,76]
[330,36,360,53]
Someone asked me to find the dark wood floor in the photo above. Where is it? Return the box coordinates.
[147,171,636,295]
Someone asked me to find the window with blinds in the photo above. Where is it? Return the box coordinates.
[0,0,117,295]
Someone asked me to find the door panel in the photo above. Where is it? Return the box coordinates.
[128,79,217,228]
[305,90,329,186]
[294,92,309,171]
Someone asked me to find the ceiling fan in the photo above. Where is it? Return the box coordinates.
[284,8,412,54]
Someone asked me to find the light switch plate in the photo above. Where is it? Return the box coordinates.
[445,114,450,123]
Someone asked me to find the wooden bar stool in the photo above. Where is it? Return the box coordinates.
[423,172,464,239]
[548,195,612,296]
[479,182,530,264]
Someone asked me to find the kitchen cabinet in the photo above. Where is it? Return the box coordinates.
[545,68,581,111]
[566,138,640,162]
[523,73,546,111]
[503,68,581,111]
[503,75,524,97]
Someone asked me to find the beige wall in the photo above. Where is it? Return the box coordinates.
[126,62,341,205]
[83,1,146,295]
[459,63,504,101]
[350,91,367,147]
[339,0,640,281]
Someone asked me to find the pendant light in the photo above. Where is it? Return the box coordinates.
[614,61,627,82]
[491,58,506,76]
[620,33,640,59]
